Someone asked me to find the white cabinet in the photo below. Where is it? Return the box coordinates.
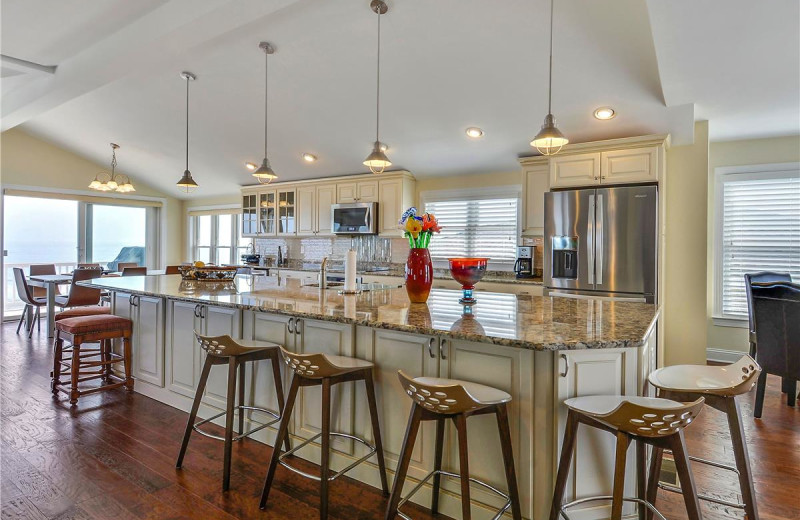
[378,176,415,236]
[549,153,601,188]
[277,189,296,235]
[522,163,549,236]
[554,348,639,520]
[259,190,277,236]
[337,180,379,203]
[242,193,259,237]
[601,146,658,184]
[296,185,316,236]
[201,305,244,411]
[112,292,165,387]
[315,184,336,236]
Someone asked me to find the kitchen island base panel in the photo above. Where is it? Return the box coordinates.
[101,282,658,520]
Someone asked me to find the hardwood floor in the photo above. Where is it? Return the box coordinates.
[1,322,798,520]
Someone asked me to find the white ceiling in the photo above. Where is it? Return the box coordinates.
[1,0,797,199]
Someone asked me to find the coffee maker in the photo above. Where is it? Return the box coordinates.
[513,245,535,279]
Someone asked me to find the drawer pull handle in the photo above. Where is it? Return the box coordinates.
[427,338,435,359]
[287,318,294,334]
[439,338,447,360]
[560,354,569,377]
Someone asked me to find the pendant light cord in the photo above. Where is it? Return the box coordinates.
[264,50,269,158]
[185,76,190,171]
[547,0,554,115]
[111,145,117,179]
[375,7,381,143]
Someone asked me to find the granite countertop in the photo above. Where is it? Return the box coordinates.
[81,275,657,351]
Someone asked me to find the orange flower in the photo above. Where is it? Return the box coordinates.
[421,213,441,233]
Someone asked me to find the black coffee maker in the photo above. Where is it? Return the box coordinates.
[513,246,535,278]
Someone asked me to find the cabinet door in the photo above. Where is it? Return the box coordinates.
[293,318,355,452]
[441,340,534,518]
[167,300,202,399]
[259,190,277,235]
[337,182,357,203]
[522,164,549,236]
[601,147,657,184]
[202,305,243,410]
[315,184,336,235]
[242,194,258,237]
[133,296,165,387]
[277,189,296,235]
[549,153,601,188]
[378,178,402,236]
[296,185,316,236]
[247,312,295,434]
[364,329,440,480]
[555,349,638,519]
[357,180,379,202]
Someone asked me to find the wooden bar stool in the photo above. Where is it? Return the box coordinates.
[176,334,288,492]
[52,314,134,405]
[386,371,522,520]
[648,355,761,520]
[260,347,389,520]
[550,395,705,520]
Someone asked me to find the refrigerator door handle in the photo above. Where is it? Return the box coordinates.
[596,194,604,285]
[587,194,595,285]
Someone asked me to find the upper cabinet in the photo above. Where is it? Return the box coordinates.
[241,171,415,238]
[549,146,659,188]
[549,153,601,188]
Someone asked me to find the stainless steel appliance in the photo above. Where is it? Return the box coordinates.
[513,245,536,279]
[332,202,378,235]
[544,185,657,303]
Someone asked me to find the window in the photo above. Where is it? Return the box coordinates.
[189,210,249,265]
[714,163,800,322]
[422,188,520,265]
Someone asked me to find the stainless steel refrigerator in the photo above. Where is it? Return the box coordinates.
[544,185,658,303]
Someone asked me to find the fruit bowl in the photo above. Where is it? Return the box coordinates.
[178,265,238,281]
[447,257,489,304]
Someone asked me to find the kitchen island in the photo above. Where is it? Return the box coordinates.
[82,274,659,520]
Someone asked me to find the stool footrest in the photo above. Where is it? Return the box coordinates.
[559,496,666,520]
[277,432,377,483]
[192,406,280,442]
[396,469,511,520]
[657,482,746,509]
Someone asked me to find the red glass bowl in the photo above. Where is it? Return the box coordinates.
[448,257,489,304]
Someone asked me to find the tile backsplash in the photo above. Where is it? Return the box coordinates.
[254,235,406,265]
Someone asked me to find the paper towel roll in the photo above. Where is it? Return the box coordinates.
[344,249,357,292]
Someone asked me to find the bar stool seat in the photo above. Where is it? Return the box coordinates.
[386,371,522,520]
[52,314,133,405]
[647,355,761,519]
[176,334,288,492]
[260,347,389,520]
[55,305,111,321]
[550,395,706,520]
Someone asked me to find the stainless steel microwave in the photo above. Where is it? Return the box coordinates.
[331,202,378,235]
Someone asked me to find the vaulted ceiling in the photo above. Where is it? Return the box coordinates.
[1,0,798,199]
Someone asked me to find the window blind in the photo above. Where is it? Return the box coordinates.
[423,197,518,263]
[721,175,800,317]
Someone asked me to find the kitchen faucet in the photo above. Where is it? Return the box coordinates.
[319,257,328,289]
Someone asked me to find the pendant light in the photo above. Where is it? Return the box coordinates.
[530,0,568,156]
[363,0,391,174]
[253,42,278,184]
[89,143,136,193]
[176,71,199,193]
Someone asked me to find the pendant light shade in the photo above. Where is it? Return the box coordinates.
[254,42,278,184]
[363,0,391,174]
[176,71,198,193]
[531,0,568,156]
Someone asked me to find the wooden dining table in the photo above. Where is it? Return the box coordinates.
[27,274,72,338]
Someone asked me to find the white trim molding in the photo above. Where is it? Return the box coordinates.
[707,347,749,364]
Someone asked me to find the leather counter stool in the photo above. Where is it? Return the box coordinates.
[550,395,706,520]
[55,306,111,321]
[386,371,522,520]
[260,347,389,520]
[176,334,288,492]
[52,314,134,405]
[648,355,761,520]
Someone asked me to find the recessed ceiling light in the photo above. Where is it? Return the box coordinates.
[302,153,317,163]
[593,107,616,120]
[245,162,257,170]
[465,127,484,138]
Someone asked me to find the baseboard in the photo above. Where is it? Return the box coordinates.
[706,347,747,363]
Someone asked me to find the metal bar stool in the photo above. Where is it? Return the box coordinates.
[52,314,134,405]
[259,346,389,520]
[176,333,288,492]
[386,371,522,520]
[550,395,706,520]
[647,355,761,520]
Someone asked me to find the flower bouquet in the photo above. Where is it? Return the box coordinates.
[398,207,441,303]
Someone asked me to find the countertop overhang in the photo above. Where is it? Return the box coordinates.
[81,275,658,351]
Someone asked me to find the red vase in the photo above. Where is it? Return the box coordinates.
[405,248,433,303]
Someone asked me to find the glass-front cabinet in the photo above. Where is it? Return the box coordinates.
[259,190,277,235]
[241,194,258,237]
[277,189,296,235]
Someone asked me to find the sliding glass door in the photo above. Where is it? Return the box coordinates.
[88,204,147,269]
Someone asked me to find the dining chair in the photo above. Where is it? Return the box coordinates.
[55,269,103,310]
[122,267,147,276]
[77,263,101,269]
[165,265,182,275]
[29,264,57,298]
[117,262,139,271]
[751,281,800,418]
[13,268,46,338]
[745,271,792,357]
